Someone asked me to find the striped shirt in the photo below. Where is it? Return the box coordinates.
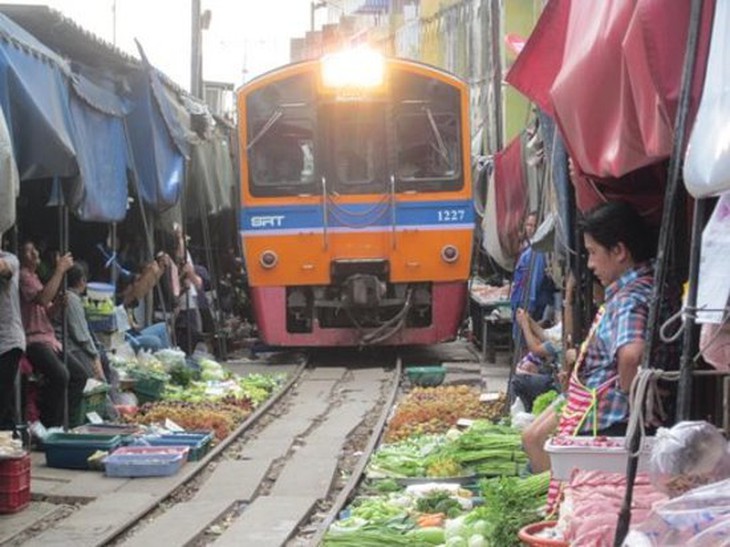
[578,262,654,433]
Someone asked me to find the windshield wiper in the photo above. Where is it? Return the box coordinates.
[247,108,283,151]
[424,107,450,163]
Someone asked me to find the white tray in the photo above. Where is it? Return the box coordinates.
[545,436,654,480]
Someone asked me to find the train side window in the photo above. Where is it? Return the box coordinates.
[395,111,461,191]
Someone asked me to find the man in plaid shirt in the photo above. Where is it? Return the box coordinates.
[523,201,679,472]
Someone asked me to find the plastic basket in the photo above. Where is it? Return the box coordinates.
[142,431,214,461]
[103,446,188,477]
[71,424,144,445]
[0,487,30,514]
[130,370,167,404]
[87,314,117,333]
[405,366,446,387]
[71,385,110,428]
[44,433,122,470]
[518,521,568,547]
[86,282,115,301]
[545,436,655,480]
[0,453,31,513]
[0,453,31,493]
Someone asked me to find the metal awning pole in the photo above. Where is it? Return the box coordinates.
[197,175,227,359]
[614,1,706,544]
[57,177,69,430]
[677,197,707,419]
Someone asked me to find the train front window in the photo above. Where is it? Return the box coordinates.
[248,117,316,194]
[246,73,317,197]
[325,102,387,194]
[395,110,461,190]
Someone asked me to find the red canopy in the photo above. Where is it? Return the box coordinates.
[506,0,714,179]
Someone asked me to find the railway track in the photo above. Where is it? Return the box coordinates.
[4,349,406,547]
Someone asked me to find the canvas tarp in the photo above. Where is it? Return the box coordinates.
[506,0,714,179]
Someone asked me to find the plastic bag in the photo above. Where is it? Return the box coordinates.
[624,478,730,546]
[649,421,730,497]
[683,0,730,198]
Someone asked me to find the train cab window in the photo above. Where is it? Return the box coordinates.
[395,110,461,192]
[248,119,316,196]
[246,73,317,197]
[325,102,387,195]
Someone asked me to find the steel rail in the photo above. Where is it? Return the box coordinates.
[308,355,403,546]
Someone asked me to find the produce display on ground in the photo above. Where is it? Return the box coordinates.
[105,349,287,440]
[367,422,527,479]
[324,473,550,546]
[325,380,552,546]
[383,386,505,442]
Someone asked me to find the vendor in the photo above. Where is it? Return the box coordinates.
[0,247,25,432]
[120,251,172,353]
[511,308,563,412]
[522,201,666,473]
[19,240,90,429]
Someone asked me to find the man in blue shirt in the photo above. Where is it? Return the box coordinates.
[510,212,554,343]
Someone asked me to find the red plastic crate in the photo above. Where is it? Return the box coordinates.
[0,486,30,514]
[0,454,31,514]
[0,454,31,493]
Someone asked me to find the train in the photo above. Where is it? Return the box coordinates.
[236,48,475,346]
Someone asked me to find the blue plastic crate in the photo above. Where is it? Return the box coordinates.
[103,446,188,477]
[86,313,117,333]
[44,433,122,470]
[141,431,214,461]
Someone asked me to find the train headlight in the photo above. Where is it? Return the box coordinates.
[441,245,459,263]
[321,47,384,89]
[260,250,279,269]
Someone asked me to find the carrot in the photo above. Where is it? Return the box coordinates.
[417,512,445,528]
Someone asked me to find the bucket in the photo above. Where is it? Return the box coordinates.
[87,282,115,301]
[517,521,568,547]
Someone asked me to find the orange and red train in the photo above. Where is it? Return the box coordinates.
[237,50,475,346]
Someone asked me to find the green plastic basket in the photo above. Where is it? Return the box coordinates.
[405,366,446,387]
[129,370,167,404]
[71,385,110,428]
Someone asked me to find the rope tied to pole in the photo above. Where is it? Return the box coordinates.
[625,368,681,457]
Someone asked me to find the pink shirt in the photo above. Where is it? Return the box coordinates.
[19,268,62,352]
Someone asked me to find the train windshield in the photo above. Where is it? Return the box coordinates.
[246,74,317,197]
[395,110,459,181]
[324,102,388,194]
[392,71,463,192]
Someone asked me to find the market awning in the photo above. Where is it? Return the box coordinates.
[125,67,185,212]
[0,13,77,181]
[506,0,715,179]
[0,11,134,222]
[66,77,131,222]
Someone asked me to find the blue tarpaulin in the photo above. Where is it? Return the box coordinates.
[67,82,130,221]
[125,66,185,212]
[0,13,133,221]
[0,14,77,180]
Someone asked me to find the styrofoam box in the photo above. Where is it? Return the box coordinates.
[545,436,655,480]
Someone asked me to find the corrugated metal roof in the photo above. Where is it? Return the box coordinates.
[355,0,389,14]
[0,4,138,73]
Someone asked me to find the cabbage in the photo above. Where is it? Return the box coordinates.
[467,534,487,547]
[444,516,467,539]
